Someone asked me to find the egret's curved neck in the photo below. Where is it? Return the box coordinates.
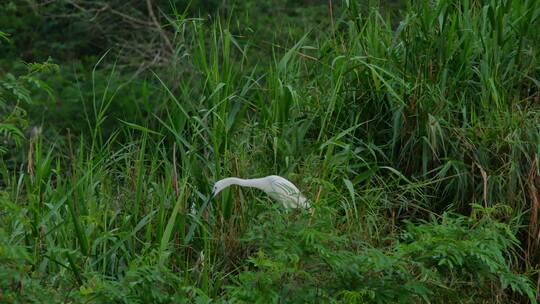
[221,177,265,190]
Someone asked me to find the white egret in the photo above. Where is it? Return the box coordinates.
[183,175,310,245]
[211,175,310,209]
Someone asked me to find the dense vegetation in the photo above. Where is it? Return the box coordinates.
[1,0,539,302]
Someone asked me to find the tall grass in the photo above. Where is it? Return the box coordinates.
[1,0,539,302]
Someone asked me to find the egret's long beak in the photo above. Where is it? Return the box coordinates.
[201,193,215,214]
[183,194,214,246]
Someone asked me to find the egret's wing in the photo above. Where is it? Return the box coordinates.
[266,179,308,208]
[267,179,301,197]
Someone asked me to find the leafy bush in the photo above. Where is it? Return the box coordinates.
[0,229,61,303]
[79,264,189,303]
[0,58,58,159]
[227,209,535,303]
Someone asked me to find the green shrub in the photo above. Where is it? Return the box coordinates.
[227,209,535,303]
[0,229,61,303]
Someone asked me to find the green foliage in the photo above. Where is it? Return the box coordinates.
[227,210,535,303]
[79,264,188,303]
[0,30,8,42]
[0,229,61,303]
[0,59,59,156]
[0,0,539,303]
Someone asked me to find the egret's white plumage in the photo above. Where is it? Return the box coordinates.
[184,175,309,245]
[212,175,310,209]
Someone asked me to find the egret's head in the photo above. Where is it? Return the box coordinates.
[211,180,226,197]
[211,178,238,197]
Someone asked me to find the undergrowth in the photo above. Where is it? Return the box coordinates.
[1,0,539,303]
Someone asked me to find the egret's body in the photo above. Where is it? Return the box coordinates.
[184,175,310,245]
[212,175,310,209]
